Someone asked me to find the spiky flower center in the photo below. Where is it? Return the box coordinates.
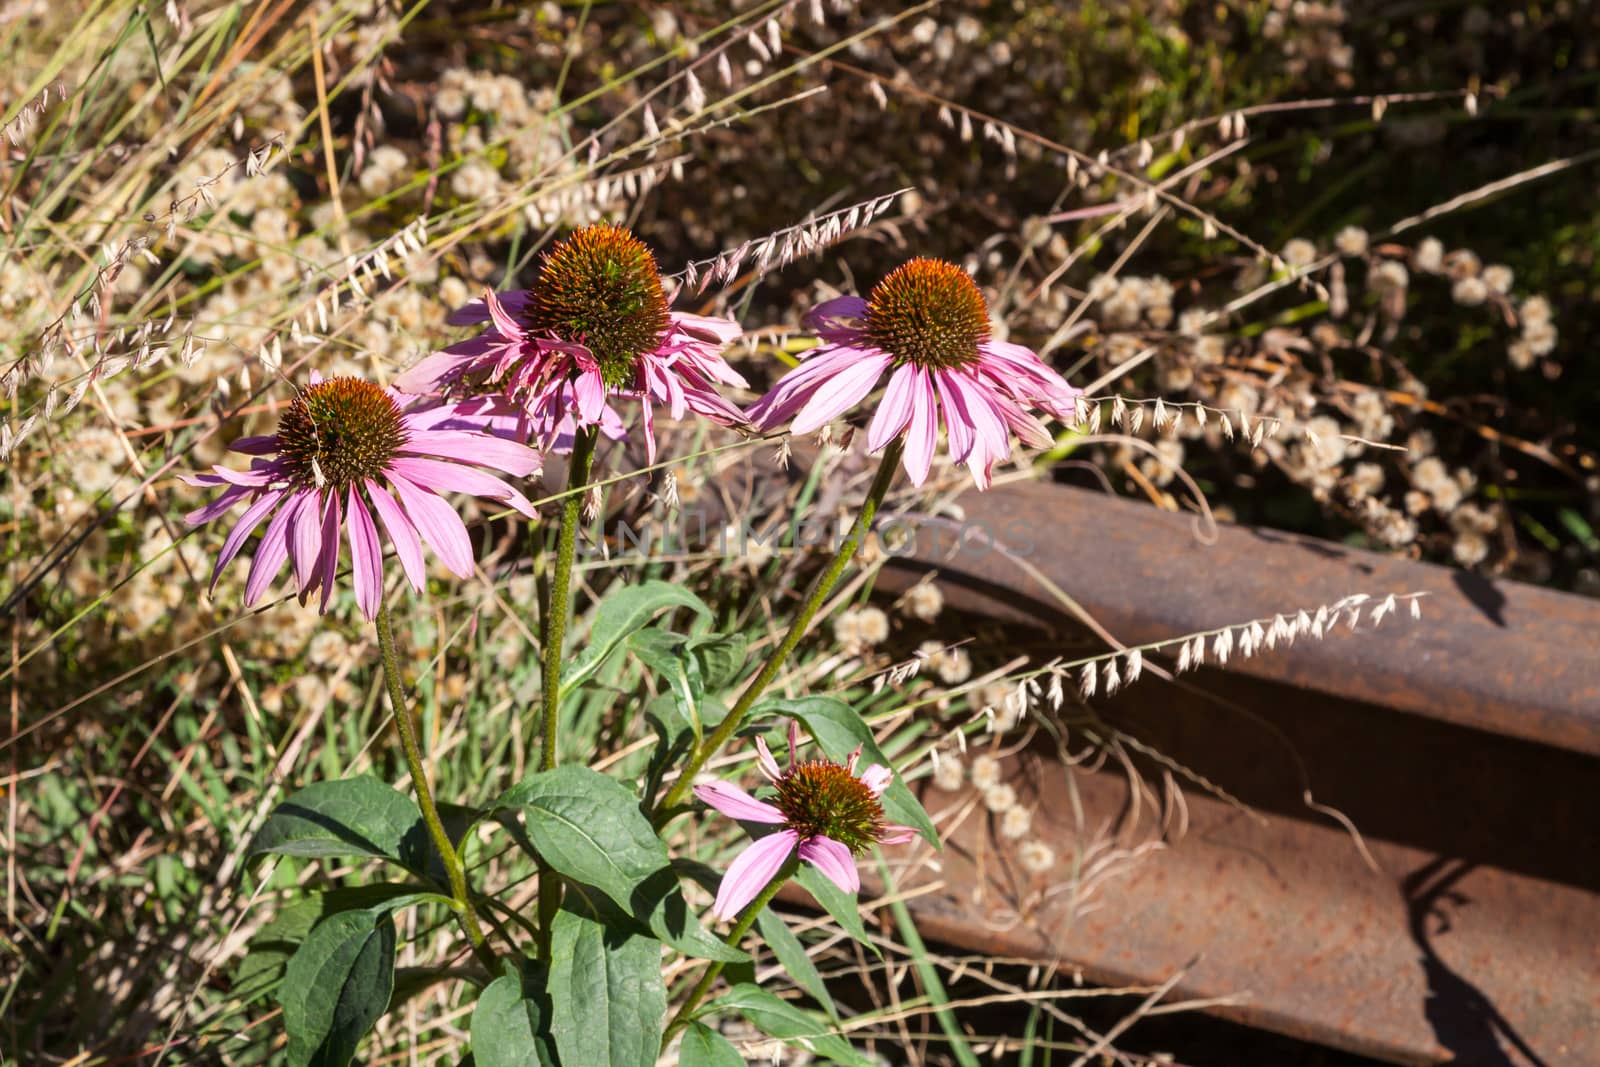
[525,223,670,389]
[864,257,990,370]
[276,377,408,491]
[772,760,886,854]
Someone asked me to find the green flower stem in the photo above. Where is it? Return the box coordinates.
[541,425,598,770]
[662,856,799,1045]
[659,438,904,818]
[375,600,492,966]
[535,426,598,956]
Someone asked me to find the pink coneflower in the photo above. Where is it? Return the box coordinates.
[747,257,1082,489]
[694,720,916,921]
[395,223,748,462]
[183,373,540,620]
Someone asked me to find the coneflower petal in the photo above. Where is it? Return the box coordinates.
[712,829,799,922]
[798,835,859,894]
[347,487,383,620]
[365,479,426,593]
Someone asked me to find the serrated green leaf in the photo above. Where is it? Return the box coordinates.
[491,766,668,913]
[471,968,557,1067]
[563,580,711,695]
[248,777,423,867]
[759,697,938,846]
[680,1022,747,1066]
[716,983,872,1066]
[278,909,396,1067]
[792,865,876,953]
[755,906,837,1020]
[548,901,666,1067]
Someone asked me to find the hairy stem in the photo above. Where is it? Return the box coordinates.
[659,439,903,817]
[375,600,492,965]
[662,856,798,1044]
[536,426,598,954]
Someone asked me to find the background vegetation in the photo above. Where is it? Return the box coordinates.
[3,0,1593,1063]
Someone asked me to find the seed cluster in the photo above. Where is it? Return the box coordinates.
[525,223,670,388]
[276,377,408,491]
[865,257,990,370]
[772,759,886,854]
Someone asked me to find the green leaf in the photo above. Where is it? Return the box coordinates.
[234,886,437,1003]
[548,901,667,1067]
[249,777,424,867]
[793,865,876,953]
[471,967,557,1067]
[760,697,938,846]
[629,628,705,738]
[563,580,711,695]
[632,867,748,964]
[490,766,670,916]
[680,1022,747,1067]
[688,633,747,689]
[278,909,397,1067]
[755,907,838,1020]
[716,983,873,1066]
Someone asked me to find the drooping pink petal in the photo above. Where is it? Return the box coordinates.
[400,429,541,478]
[858,764,893,796]
[789,351,892,435]
[745,345,868,430]
[388,457,536,519]
[244,493,299,606]
[798,835,860,894]
[934,371,977,467]
[315,488,343,612]
[800,295,868,331]
[389,472,475,578]
[365,479,427,592]
[754,736,783,782]
[207,489,286,590]
[877,825,918,845]
[787,719,801,764]
[446,288,532,326]
[694,780,786,824]
[712,829,799,921]
[228,435,280,455]
[393,350,482,395]
[901,368,939,486]
[289,491,324,595]
[184,483,251,526]
[669,311,743,348]
[482,288,528,341]
[347,487,383,620]
[866,364,918,453]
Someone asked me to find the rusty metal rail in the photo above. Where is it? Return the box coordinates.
[860,481,1600,1064]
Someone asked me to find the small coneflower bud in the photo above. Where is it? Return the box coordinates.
[1000,806,1032,839]
[969,753,1001,790]
[1019,840,1056,873]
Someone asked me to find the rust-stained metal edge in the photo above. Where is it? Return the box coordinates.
[876,480,1600,757]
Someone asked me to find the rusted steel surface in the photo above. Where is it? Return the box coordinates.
[881,480,1600,758]
[846,481,1600,1063]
